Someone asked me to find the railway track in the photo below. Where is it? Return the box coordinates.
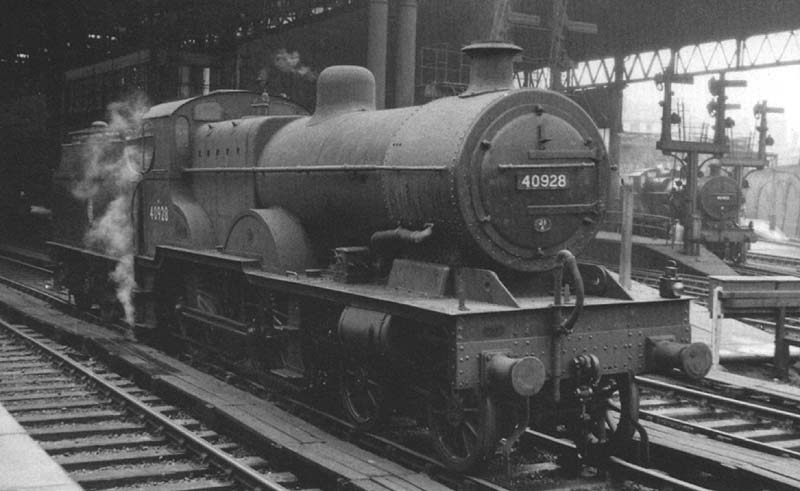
[636,376,800,460]
[747,251,800,272]
[0,246,784,490]
[0,253,65,303]
[0,319,316,491]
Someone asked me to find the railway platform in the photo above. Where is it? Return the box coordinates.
[587,231,736,276]
[0,402,82,491]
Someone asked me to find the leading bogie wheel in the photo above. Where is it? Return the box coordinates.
[426,387,497,472]
[339,359,386,431]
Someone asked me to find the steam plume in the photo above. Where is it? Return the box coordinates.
[74,93,149,326]
[273,48,317,81]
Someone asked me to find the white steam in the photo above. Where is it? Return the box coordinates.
[273,48,317,81]
[74,94,149,326]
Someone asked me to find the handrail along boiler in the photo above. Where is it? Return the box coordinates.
[49,42,712,471]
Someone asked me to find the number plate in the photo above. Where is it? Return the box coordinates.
[517,173,569,190]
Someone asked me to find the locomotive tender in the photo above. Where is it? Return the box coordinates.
[50,42,712,470]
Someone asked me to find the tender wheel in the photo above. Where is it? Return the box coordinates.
[427,387,497,472]
[339,359,385,431]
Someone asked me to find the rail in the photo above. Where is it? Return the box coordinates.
[523,429,711,491]
[747,251,800,271]
[0,318,292,490]
[635,376,800,464]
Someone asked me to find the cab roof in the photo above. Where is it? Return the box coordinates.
[143,90,254,120]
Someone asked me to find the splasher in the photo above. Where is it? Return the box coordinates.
[73,93,149,326]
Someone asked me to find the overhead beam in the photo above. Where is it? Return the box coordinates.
[507,12,541,28]
[565,20,598,35]
[523,29,800,89]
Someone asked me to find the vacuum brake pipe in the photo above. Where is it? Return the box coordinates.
[552,249,585,403]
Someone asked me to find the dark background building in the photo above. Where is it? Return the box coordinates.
[4,0,800,214]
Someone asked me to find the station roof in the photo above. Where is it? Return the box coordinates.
[553,0,800,61]
[6,1,800,74]
[8,1,800,67]
[4,1,800,107]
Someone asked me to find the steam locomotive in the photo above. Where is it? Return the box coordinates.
[629,165,755,263]
[49,42,712,471]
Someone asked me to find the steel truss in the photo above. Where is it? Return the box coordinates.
[231,0,361,40]
[522,29,800,88]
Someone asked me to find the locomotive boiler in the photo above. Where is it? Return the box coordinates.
[50,42,712,471]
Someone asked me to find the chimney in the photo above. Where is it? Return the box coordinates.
[461,41,522,96]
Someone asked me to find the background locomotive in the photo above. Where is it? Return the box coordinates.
[628,164,755,263]
[49,42,712,471]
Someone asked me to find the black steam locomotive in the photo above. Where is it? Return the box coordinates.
[629,164,755,263]
[50,42,712,471]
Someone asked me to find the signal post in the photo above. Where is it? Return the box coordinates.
[656,61,746,256]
